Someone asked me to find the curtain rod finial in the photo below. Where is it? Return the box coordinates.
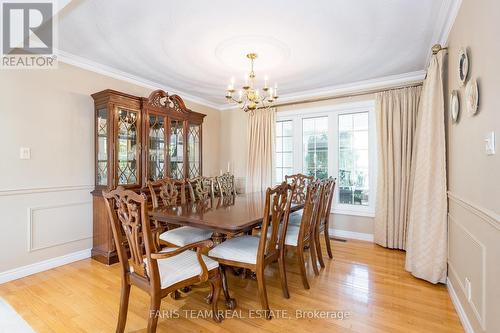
[432,44,448,54]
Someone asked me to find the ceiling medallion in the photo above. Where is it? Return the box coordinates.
[225,53,278,113]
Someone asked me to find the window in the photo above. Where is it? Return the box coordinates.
[338,113,369,206]
[275,120,293,183]
[303,117,328,179]
[275,101,376,216]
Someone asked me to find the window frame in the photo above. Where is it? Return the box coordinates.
[275,100,377,217]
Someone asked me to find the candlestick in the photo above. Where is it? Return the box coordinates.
[264,75,269,88]
[268,88,274,102]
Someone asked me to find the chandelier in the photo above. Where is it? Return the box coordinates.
[225,53,278,112]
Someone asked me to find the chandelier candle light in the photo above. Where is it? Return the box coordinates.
[225,53,278,112]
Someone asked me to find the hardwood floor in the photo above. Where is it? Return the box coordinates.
[0,239,463,333]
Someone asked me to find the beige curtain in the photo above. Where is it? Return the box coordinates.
[405,51,447,284]
[246,108,276,193]
[374,86,422,249]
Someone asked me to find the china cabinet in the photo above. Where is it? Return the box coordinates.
[90,89,205,264]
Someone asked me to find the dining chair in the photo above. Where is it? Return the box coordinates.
[102,187,222,333]
[285,173,314,205]
[208,182,294,319]
[215,172,236,197]
[314,177,336,268]
[280,181,323,295]
[144,178,186,251]
[148,178,213,247]
[285,173,315,229]
[187,176,215,202]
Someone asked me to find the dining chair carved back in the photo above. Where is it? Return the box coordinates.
[148,178,187,208]
[208,182,294,319]
[146,178,187,249]
[187,176,215,202]
[103,187,222,333]
[215,172,236,197]
[314,177,337,268]
[280,180,323,295]
[148,178,213,248]
[285,173,314,205]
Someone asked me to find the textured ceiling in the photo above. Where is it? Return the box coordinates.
[58,0,451,107]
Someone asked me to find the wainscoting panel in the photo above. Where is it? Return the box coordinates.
[0,185,93,281]
[28,201,92,252]
[447,191,500,332]
[448,214,486,329]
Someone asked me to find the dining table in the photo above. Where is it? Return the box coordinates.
[149,191,304,244]
[148,191,304,309]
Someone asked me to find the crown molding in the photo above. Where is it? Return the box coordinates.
[436,0,463,45]
[56,50,222,110]
[425,0,463,65]
[57,49,424,113]
[219,70,425,111]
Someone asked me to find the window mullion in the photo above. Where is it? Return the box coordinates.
[294,116,302,174]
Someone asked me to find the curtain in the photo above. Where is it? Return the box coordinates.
[374,86,422,250]
[246,108,276,193]
[405,51,448,284]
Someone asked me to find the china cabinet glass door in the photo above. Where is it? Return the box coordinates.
[117,108,140,185]
[96,108,108,186]
[148,114,166,181]
[187,123,201,178]
[169,119,184,179]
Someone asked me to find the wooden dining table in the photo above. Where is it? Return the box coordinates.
[149,191,304,309]
[149,191,304,244]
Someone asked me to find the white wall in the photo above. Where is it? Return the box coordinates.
[0,62,221,278]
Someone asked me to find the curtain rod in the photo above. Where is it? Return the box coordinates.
[262,81,423,110]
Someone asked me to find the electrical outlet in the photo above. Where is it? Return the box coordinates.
[19,147,31,160]
[485,132,495,155]
[465,277,472,302]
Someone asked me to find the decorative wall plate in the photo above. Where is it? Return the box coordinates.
[465,78,479,116]
[458,48,469,86]
[450,90,460,123]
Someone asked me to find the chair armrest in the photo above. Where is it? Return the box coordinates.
[151,239,214,259]
[150,239,214,282]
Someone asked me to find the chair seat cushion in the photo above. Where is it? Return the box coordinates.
[145,248,219,289]
[288,211,303,226]
[159,226,213,247]
[208,235,260,265]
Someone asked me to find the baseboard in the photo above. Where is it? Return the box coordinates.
[447,277,475,333]
[330,228,374,242]
[0,249,91,284]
